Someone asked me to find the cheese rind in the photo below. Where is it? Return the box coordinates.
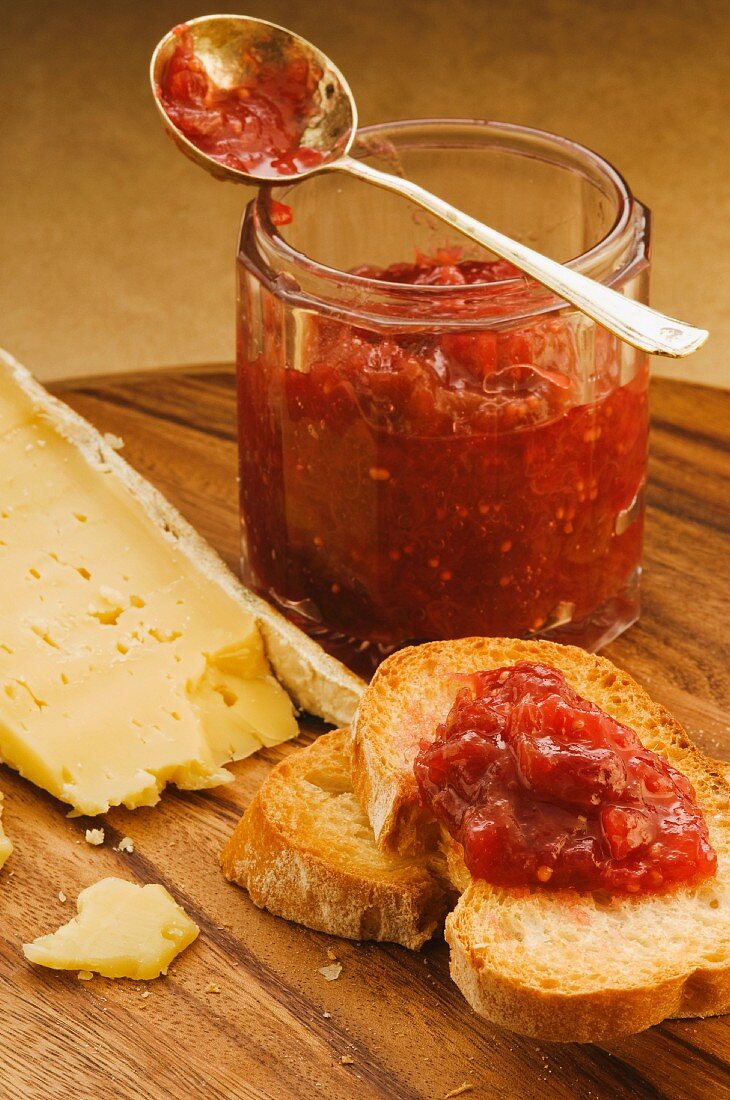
[0,793,12,869]
[23,878,199,980]
[0,378,299,815]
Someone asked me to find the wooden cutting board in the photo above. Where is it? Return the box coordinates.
[1,367,728,1100]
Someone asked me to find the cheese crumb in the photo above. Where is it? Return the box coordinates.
[77,970,94,981]
[140,990,151,999]
[318,963,342,982]
[24,878,199,980]
[116,837,134,853]
[323,1011,332,1019]
[205,982,221,994]
[58,891,67,903]
[340,1056,355,1065]
[103,432,125,451]
[85,828,105,846]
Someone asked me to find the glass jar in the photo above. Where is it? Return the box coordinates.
[236,120,650,677]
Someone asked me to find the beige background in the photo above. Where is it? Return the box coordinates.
[2,0,728,386]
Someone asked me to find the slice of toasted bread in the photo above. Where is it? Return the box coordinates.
[221,729,449,949]
[352,637,730,1039]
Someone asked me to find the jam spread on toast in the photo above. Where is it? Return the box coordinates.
[157,25,325,177]
[414,661,716,893]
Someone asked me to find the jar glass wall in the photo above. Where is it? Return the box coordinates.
[236,120,651,676]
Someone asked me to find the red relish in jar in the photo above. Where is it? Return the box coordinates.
[237,245,648,675]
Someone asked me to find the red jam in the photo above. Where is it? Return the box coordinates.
[157,26,325,177]
[414,662,717,893]
[237,248,649,676]
[351,249,527,287]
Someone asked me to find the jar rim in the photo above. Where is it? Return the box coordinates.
[245,118,648,325]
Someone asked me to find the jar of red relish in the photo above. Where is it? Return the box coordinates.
[236,120,650,676]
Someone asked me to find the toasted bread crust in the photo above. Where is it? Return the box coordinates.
[221,731,448,949]
[447,885,730,1041]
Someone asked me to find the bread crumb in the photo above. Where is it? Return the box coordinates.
[103,432,125,451]
[444,1085,473,1099]
[116,837,134,853]
[140,990,151,999]
[326,947,339,961]
[77,970,94,981]
[318,963,342,982]
[58,890,67,903]
[85,828,104,846]
[323,1011,332,1019]
[205,982,221,994]
[340,1056,355,1065]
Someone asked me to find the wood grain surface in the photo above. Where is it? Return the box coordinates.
[1,367,728,1100]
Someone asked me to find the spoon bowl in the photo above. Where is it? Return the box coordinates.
[150,14,708,358]
[150,15,357,182]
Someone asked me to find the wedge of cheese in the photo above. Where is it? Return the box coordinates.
[0,351,363,815]
[23,878,199,979]
[0,792,12,869]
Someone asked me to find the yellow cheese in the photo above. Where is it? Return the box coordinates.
[23,878,199,979]
[0,380,298,815]
[0,792,12,869]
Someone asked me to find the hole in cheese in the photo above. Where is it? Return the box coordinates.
[89,606,123,626]
[30,625,61,650]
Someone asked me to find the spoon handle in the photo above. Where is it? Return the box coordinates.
[335,155,707,359]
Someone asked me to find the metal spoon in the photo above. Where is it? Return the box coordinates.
[150,14,707,358]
